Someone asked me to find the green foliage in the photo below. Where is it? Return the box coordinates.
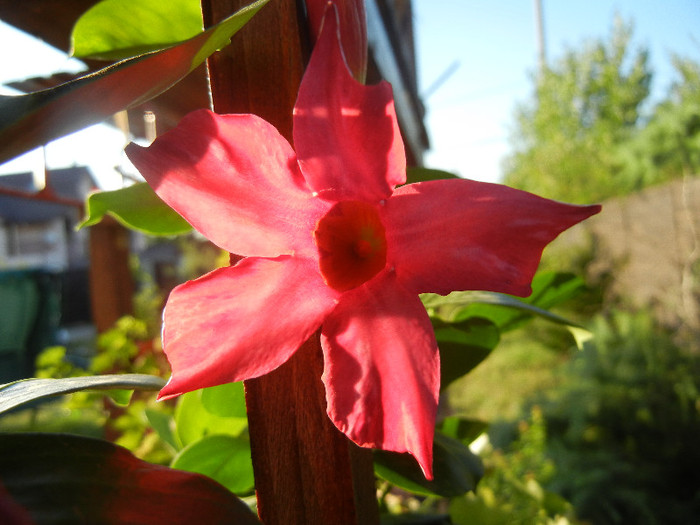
[377,273,589,518]
[174,383,249,447]
[172,434,255,495]
[71,0,203,60]
[537,311,700,524]
[375,432,484,498]
[80,183,192,236]
[35,346,80,379]
[19,316,174,461]
[434,318,500,390]
[424,272,587,333]
[2,267,591,517]
[449,408,579,525]
[618,56,700,184]
[504,18,652,203]
[505,14,700,204]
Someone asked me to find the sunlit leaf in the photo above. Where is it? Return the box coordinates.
[171,434,254,495]
[567,325,595,350]
[434,317,500,390]
[374,432,483,498]
[0,433,260,524]
[423,272,585,331]
[0,374,165,414]
[146,407,179,451]
[72,0,203,60]
[105,388,134,406]
[0,0,269,165]
[405,166,460,184]
[201,381,247,418]
[175,387,248,448]
[79,183,191,235]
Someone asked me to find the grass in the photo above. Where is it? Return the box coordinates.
[444,325,574,422]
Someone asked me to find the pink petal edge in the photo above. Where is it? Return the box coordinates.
[293,5,406,202]
[126,110,329,259]
[158,256,339,400]
[305,0,368,83]
[320,270,439,479]
[383,179,602,296]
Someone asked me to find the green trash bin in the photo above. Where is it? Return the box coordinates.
[0,271,41,383]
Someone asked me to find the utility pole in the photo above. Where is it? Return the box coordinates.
[533,0,547,73]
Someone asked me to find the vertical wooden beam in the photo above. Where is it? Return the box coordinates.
[201,0,309,139]
[200,1,379,523]
[244,336,379,524]
[88,217,133,333]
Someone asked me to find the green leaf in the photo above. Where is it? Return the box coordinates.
[79,183,191,235]
[146,407,179,451]
[0,0,270,165]
[201,381,248,418]
[0,433,260,524]
[405,166,460,184]
[104,388,134,406]
[71,0,203,61]
[422,272,585,331]
[0,374,165,414]
[374,432,483,498]
[438,416,488,445]
[434,318,500,390]
[567,325,595,350]
[175,386,248,447]
[171,434,254,495]
[523,271,587,312]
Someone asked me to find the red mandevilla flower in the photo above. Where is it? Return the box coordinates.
[126,9,600,479]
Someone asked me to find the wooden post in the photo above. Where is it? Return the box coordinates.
[88,217,134,333]
[200,1,380,523]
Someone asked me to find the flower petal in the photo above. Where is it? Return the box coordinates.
[305,0,367,83]
[158,256,338,399]
[383,179,602,296]
[293,6,406,202]
[126,109,329,258]
[320,271,439,479]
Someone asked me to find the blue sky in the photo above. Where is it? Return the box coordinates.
[414,0,700,182]
[1,1,699,186]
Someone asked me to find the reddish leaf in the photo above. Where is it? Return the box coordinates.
[0,433,260,524]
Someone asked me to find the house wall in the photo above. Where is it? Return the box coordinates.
[0,218,69,270]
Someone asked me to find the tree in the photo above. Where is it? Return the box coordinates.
[503,18,651,203]
[617,55,700,186]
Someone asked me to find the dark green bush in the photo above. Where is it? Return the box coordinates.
[538,311,700,524]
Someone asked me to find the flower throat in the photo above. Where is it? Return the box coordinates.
[314,200,388,292]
